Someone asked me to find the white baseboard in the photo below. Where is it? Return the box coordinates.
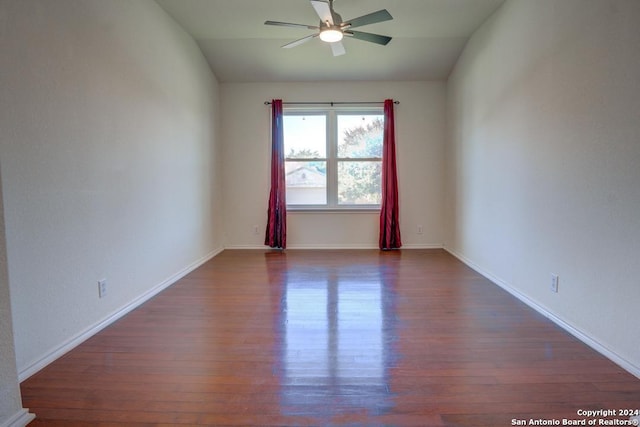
[224,244,273,250]
[286,243,443,250]
[445,248,640,379]
[18,247,224,382]
[226,244,444,250]
[287,244,378,249]
[0,409,35,427]
[400,243,444,249]
[224,244,380,250]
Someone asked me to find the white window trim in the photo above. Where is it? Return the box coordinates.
[284,106,383,211]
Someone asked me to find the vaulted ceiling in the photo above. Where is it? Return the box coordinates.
[155,0,504,83]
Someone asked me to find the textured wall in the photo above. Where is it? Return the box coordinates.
[0,0,223,376]
[446,0,640,372]
[221,81,446,249]
[0,167,32,427]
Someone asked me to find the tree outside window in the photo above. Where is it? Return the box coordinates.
[284,109,383,209]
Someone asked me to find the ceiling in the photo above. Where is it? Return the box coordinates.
[155,0,505,83]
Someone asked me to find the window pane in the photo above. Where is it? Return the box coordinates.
[337,114,383,158]
[286,161,327,205]
[337,161,381,205]
[284,115,326,158]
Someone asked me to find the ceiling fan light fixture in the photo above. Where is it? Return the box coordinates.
[265,1,393,55]
[319,28,343,43]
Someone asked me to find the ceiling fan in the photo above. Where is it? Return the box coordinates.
[265,0,393,56]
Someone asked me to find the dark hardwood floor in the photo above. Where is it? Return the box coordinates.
[21,249,640,426]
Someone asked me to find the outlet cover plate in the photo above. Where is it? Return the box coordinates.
[98,279,107,298]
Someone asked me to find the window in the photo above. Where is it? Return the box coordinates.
[284,108,383,209]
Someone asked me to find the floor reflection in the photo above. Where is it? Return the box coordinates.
[280,264,396,418]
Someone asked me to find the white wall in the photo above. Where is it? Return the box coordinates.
[446,0,640,373]
[0,170,33,427]
[0,0,223,377]
[221,81,446,249]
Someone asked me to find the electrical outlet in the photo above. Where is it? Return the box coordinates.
[253,225,259,235]
[98,279,107,298]
[550,274,559,293]
[417,225,423,234]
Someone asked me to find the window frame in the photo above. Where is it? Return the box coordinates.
[284,106,383,211]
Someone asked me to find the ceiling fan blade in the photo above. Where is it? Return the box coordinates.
[310,0,333,25]
[329,41,346,56]
[282,34,318,49]
[343,9,393,29]
[345,30,392,46]
[265,20,319,30]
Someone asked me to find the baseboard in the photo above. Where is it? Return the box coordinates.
[286,243,443,250]
[0,409,35,427]
[18,247,224,382]
[224,244,272,250]
[225,244,380,250]
[226,244,444,250]
[445,248,640,379]
[287,244,379,249]
[400,243,444,249]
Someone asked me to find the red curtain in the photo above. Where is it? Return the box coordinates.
[265,99,287,249]
[379,99,402,250]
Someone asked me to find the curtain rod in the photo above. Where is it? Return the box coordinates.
[264,101,399,106]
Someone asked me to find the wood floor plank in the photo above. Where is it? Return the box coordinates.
[21,249,640,426]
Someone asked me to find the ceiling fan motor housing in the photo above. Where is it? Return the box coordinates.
[325,0,343,27]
